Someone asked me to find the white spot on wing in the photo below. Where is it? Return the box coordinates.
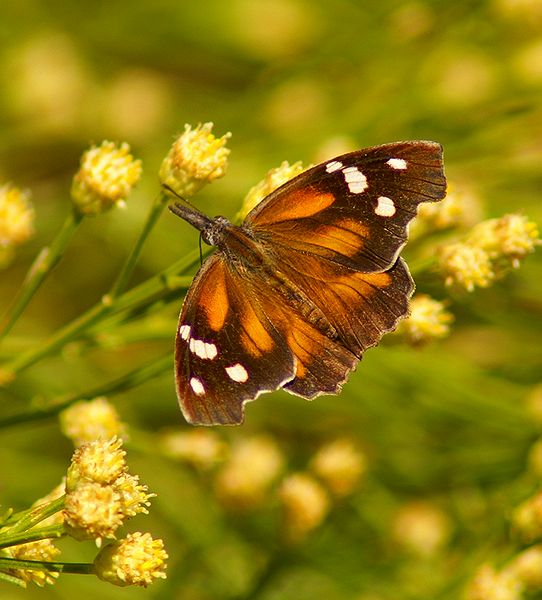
[190,338,218,360]
[179,324,191,340]
[190,377,205,396]
[325,160,343,173]
[225,363,249,383]
[387,157,407,170]
[204,342,218,360]
[375,196,396,217]
[342,166,368,194]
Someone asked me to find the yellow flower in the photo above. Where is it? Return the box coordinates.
[215,435,284,510]
[114,473,154,518]
[64,480,124,542]
[60,397,126,447]
[392,501,452,558]
[511,491,542,543]
[94,532,168,587]
[468,214,540,269]
[279,473,330,542]
[159,429,227,469]
[438,242,494,291]
[238,160,306,220]
[506,544,542,591]
[396,294,453,345]
[465,564,523,600]
[3,539,61,587]
[71,141,142,215]
[159,122,231,198]
[66,437,126,490]
[0,184,34,248]
[310,438,367,496]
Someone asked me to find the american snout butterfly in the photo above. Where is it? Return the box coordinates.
[169,141,446,425]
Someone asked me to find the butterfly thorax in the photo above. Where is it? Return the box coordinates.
[211,220,340,341]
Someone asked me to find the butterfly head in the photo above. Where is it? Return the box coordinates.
[168,201,231,248]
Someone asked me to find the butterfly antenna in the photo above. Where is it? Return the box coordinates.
[162,183,200,213]
[164,184,213,233]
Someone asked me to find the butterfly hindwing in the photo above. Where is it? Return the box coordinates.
[245,141,446,273]
[175,254,297,425]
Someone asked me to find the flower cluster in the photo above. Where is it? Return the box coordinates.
[438,214,539,291]
[63,437,154,543]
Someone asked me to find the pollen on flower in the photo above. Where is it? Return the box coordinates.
[71,141,142,216]
[3,539,61,587]
[114,473,155,518]
[60,397,126,447]
[0,184,34,248]
[279,472,330,542]
[66,437,126,491]
[159,122,231,198]
[396,294,454,345]
[468,214,540,269]
[238,160,307,220]
[438,242,494,291]
[94,532,168,587]
[63,481,123,541]
[310,438,367,497]
[215,435,284,510]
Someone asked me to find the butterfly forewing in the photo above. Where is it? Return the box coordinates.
[245,141,446,272]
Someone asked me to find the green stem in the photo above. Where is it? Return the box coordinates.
[7,497,65,534]
[0,210,84,341]
[0,353,172,428]
[108,191,169,299]
[0,249,201,379]
[0,525,64,549]
[0,557,94,575]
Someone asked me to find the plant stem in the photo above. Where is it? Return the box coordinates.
[0,353,172,429]
[7,497,65,534]
[0,557,94,575]
[0,525,64,549]
[108,190,169,299]
[0,210,84,341]
[0,249,201,379]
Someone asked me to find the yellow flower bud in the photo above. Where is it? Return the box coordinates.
[94,532,168,587]
[159,122,230,198]
[71,141,142,215]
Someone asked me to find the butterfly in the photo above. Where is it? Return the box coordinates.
[168,141,446,425]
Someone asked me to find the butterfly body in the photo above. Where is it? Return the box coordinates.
[169,141,446,425]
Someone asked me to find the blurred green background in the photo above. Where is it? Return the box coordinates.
[1,0,542,598]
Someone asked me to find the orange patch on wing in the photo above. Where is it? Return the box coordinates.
[313,218,368,257]
[255,190,335,225]
[333,270,392,302]
[240,302,275,357]
[200,264,229,331]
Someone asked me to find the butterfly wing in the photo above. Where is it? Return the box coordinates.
[174,140,446,425]
[174,253,297,425]
[245,141,446,272]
